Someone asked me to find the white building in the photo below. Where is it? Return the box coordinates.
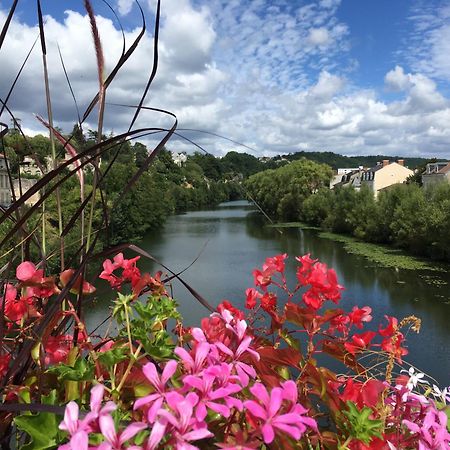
[172,152,187,167]
[20,156,42,177]
[0,155,11,207]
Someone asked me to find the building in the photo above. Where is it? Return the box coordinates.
[0,155,41,207]
[12,179,40,206]
[331,167,364,189]
[20,156,42,177]
[0,155,12,207]
[172,152,187,167]
[360,160,413,197]
[422,161,450,188]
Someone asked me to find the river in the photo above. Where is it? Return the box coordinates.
[87,200,450,386]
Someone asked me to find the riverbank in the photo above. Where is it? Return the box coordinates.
[270,221,449,283]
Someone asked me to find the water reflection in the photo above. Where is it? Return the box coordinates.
[86,201,450,385]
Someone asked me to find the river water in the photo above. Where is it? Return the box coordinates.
[88,200,450,386]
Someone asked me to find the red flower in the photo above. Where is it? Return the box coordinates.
[4,296,41,323]
[260,292,277,312]
[44,335,73,365]
[245,288,261,309]
[60,269,96,295]
[263,253,287,273]
[0,353,10,378]
[217,301,245,320]
[381,332,408,362]
[15,262,58,298]
[328,313,350,334]
[344,331,376,355]
[340,378,386,409]
[295,254,317,284]
[379,315,398,337]
[302,289,323,309]
[299,259,344,310]
[252,269,272,288]
[348,306,372,329]
[100,253,141,289]
[200,316,230,347]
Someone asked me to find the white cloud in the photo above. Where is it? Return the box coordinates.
[310,70,345,100]
[404,3,450,82]
[307,27,330,46]
[385,65,410,91]
[117,0,134,16]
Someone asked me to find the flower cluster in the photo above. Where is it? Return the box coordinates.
[3,253,448,450]
[58,306,317,449]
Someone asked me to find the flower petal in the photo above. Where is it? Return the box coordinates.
[119,422,147,445]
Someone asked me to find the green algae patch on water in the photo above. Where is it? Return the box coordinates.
[268,222,321,230]
[318,231,448,273]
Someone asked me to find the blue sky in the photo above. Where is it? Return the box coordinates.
[1,0,450,158]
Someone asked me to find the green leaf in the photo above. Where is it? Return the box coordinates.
[46,358,94,381]
[342,401,383,444]
[97,347,128,368]
[279,329,301,351]
[15,392,59,450]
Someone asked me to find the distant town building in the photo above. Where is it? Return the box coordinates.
[337,168,359,175]
[331,167,365,190]
[172,152,187,167]
[20,156,42,177]
[12,179,40,207]
[361,160,413,197]
[422,161,450,188]
[0,155,11,207]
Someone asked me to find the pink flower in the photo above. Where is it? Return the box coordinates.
[183,370,241,421]
[134,360,177,423]
[16,261,44,283]
[403,404,450,449]
[215,336,259,387]
[97,415,146,450]
[175,342,212,375]
[244,383,316,444]
[150,392,213,450]
[85,384,117,425]
[58,402,91,450]
[59,385,117,449]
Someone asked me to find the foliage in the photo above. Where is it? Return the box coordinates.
[301,183,450,263]
[245,159,333,220]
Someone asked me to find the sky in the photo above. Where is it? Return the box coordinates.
[1,0,450,158]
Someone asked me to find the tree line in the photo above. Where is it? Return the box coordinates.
[246,159,450,262]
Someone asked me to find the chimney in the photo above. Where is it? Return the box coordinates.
[397,159,404,166]
[382,159,389,167]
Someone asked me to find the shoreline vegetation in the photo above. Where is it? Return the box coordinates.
[269,221,449,273]
[246,159,450,267]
